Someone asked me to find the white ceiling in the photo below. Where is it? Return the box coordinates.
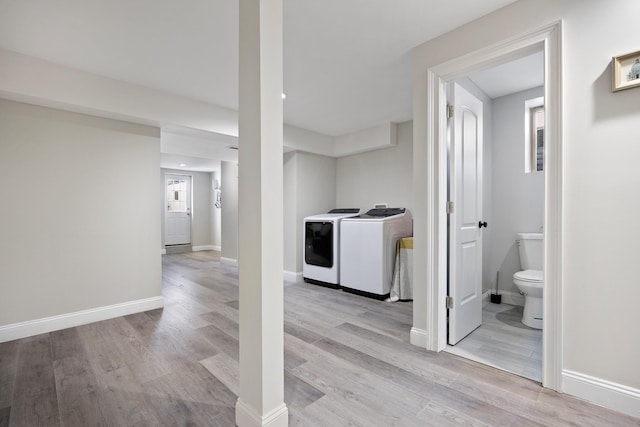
[0,0,519,137]
[468,51,544,99]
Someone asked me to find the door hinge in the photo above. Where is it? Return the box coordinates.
[446,296,454,310]
[446,201,454,214]
[446,104,454,119]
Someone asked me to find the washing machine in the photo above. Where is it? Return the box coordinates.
[303,208,361,288]
[340,208,413,298]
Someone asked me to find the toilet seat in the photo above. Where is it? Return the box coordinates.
[514,269,542,283]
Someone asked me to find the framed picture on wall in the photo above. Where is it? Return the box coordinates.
[613,49,640,92]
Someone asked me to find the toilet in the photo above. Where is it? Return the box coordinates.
[513,232,543,329]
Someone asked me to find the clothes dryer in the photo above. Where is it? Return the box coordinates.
[340,208,413,298]
[303,208,360,288]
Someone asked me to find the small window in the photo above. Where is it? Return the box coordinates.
[524,96,544,173]
[531,106,544,172]
[167,179,188,212]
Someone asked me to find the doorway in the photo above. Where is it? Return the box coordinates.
[443,55,546,382]
[416,22,563,391]
[165,174,192,248]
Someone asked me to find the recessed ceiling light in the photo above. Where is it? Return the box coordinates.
[281,93,287,99]
[179,163,187,167]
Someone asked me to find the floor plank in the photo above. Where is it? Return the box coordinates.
[0,340,18,411]
[0,406,10,427]
[10,335,60,427]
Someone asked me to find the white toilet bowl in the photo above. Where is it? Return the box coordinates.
[513,269,543,329]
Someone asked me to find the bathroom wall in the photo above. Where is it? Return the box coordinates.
[490,86,544,299]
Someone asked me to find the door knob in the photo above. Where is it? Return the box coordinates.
[478,221,487,228]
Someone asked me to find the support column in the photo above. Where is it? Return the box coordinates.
[235,0,288,426]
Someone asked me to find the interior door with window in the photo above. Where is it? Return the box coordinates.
[448,83,484,345]
[165,174,192,246]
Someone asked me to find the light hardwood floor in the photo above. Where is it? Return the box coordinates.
[445,303,542,382]
[1,250,638,426]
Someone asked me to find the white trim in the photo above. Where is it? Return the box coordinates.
[283,270,303,283]
[410,327,428,347]
[211,245,221,252]
[161,248,167,255]
[541,21,564,393]
[192,245,217,252]
[482,290,491,306]
[220,257,238,266]
[235,399,288,427]
[0,296,164,343]
[562,370,640,419]
[483,289,524,307]
[422,21,563,391]
[524,96,545,174]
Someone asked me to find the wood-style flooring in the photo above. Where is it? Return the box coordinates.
[445,303,542,382]
[1,250,638,426]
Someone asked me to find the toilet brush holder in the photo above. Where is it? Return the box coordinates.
[490,271,502,304]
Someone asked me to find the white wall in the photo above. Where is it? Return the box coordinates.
[412,0,640,408]
[489,86,544,297]
[0,99,161,326]
[336,120,413,212]
[221,161,238,261]
[160,169,214,249]
[0,48,354,158]
[283,152,298,273]
[211,171,222,249]
[283,152,336,274]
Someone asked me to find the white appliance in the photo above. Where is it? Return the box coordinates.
[303,208,361,288]
[340,208,413,298]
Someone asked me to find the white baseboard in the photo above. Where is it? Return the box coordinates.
[410,327,428,348]
[161,248,167,255]
[482,290,524,306]
[192,245,216,252]
[0,296,164,343]
[211,245,221,252]
[482,290,491,307]
[283,270,303,283]
[221,257,238,266]
[236,399,288,427]
[562,370,640,419]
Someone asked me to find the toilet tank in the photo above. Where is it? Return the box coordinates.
[517,232,543,270]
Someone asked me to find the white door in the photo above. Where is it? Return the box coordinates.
[448,83,484,345]
[165,174,192,246]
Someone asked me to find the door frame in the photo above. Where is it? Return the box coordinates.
[420,21,563,390]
